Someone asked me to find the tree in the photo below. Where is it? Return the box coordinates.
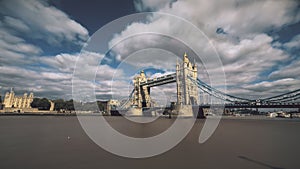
[53,99,65,111]
[53,99,75,112]
[31,98,51,110]
[65,99,75,111]
[97,101,106,111]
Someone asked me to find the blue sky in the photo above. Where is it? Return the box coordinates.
[0,0,300,101]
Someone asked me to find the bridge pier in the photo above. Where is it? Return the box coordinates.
[196,107,205,119]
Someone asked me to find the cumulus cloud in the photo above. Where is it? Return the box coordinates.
[0,0,91,99]
[269,59,300,80]
[135,0,300,37]
[284,34,300,50]
[243,78,300,95]
[0,65,72,98]
[215,34,288,85]
[1,0,300,101]
[0,30,42,66]
[3,16,30,32]
[1,50,126,100]
[107,0,300,98]
[0,0,89,45]
[134,0,175,12]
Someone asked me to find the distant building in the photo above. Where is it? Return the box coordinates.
[107,99,120,112]
[49,100,55,111]
[3,88,34,109]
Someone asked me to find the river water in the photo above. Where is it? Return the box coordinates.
[0,116,299,169]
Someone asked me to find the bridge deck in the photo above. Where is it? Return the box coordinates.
[140,73,176,87]
[200,104,300,109]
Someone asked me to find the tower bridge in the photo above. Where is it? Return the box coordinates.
[120,52,300,116]
[132,52,199,109]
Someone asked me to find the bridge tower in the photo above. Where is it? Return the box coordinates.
[176,52,199,105]
[132,70,151,108]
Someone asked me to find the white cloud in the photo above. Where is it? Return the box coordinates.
[136,0,300,37]
[107,0,300,98]
[0,29,23,43]
[0,0,92,99]
[269,59,300,80]
[0,65,70,98]
[0,39,42,55]
[284,34,300,50]
[1,0,300,100]
[0,0,89,45]
[215,34,288,85]
[0,50,126,100]
[3,16,30,32]
[0,29,42,54]
[244,78,300,94]
[0,30,42,66]
[134,0,174,12]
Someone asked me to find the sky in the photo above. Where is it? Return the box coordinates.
[0,0,300,102]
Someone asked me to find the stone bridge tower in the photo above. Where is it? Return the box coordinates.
[176,52,199,105]
[132,70,151,108]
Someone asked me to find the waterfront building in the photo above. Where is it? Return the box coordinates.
[97,99,120,115]
[3,88,34,109]
[49,100,55,111]
[107,99,120,113]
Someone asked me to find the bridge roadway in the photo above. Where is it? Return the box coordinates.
[199,103,300,109]
[142,103,300,111]
[140,73,176,87]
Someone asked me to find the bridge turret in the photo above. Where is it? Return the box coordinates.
[140,70,147,82]
[183,52,189,64]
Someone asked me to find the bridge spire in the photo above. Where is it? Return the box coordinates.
[183,52,189,63]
